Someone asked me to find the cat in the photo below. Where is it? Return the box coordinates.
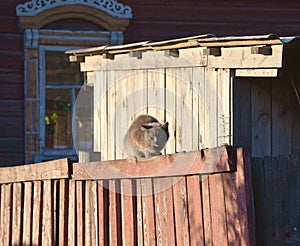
[124,114,169,160]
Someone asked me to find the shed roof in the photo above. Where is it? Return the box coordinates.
[66,34,300,57]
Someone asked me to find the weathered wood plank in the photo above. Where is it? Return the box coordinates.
[1,184,12,245]
[172,177,190,246]
[186,175,204,246]
[0,158,70,184]
[58,179,68,246]
[201,175,212,246]
[208,174,228,246]
[140,178,156,246]
[153,177,176,246]
[41,180,53,245]
[32,181,42,245]
[108,180,121,245]
[165,68,177,154]
[68,180,76,246]
[251,80,271,157]
[136,179,144,246]
[217,68,231,146]
[204,67,218,148]
[208,45,283,68]
[121,179,135,245]
[22,182,33,245]
[76,181,84,246]
[11,183,22,244]
[97,181,105,245]
[72,146,235,180]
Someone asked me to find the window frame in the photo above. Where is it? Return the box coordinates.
[39,45,85,161]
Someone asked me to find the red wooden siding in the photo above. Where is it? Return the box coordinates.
[0,0,24,166]
[122,0,300,43]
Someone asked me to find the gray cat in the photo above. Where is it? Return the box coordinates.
[124,115,169,159]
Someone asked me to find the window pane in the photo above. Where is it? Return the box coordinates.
[45,89,73,149]
[45,51,83,85]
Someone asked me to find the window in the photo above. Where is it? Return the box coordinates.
[16,0,132,163]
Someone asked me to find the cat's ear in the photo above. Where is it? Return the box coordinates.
[141,122,161,131]
[161,122,169,130]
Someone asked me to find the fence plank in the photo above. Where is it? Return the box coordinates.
[209,174,228,246]
[1,184,12,245]
[173,177,190,246]
[153,177,175,246]
[72,146,235,180]
[76,181,84,246]
[11,183,22,244]
[32,181,42,245]
[97,181,105,245]
[68,180,76,246]
[22,182,33,245]
[201,175,212,246]
[0,158,70,184]
[186,175,205,246]
[41,180,53,245]
[136,179,144,246]
[109,180,122,245]
[121,179,135,245]
[141,178,156,246]
[58,179,68,246]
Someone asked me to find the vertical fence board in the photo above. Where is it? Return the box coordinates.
[186,175,204,246]
[11,183,22,244]
[0,185,5,244]
[97,182,105,245]
[1,184,12,245]
[107,71,116,160]
[141,178,156,246]
[22,182,33,245]
[85,181,92,246]
[68,180,76,246]
[58,179,68,246]
[209,174,228,246]
[109,180,122,245]
[121,179,135,245]
[201,175,212,246]
[153,177,175,246]
[32,181,42,245]
[172,177,190,246]
[223,171,242,245]
[76,181,84,246]
[136,179,144,246]
[42,180,53,245]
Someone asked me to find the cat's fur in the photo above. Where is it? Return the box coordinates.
[124,115,169,159]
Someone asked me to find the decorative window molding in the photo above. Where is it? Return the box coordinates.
[16,0,132,31]
[16,0,132,18]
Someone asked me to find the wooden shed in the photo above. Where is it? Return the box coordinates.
[67,34,300,245]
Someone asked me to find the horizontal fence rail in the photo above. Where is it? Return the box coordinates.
[0,146,255,245]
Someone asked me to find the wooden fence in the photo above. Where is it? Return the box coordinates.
[252,155,300,245]
[0,146,255,245]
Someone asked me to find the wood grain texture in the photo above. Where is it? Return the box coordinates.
[0,158,70,184]
[72,146,235,180]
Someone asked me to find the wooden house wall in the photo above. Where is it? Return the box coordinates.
[0,1,24,166]
[122,0,300,43]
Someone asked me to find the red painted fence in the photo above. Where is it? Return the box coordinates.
[0,146,255,245]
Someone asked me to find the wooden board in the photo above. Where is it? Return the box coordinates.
[0,158,70,184]
[72,146,235,180]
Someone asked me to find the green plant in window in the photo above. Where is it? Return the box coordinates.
[45,113,58,135]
